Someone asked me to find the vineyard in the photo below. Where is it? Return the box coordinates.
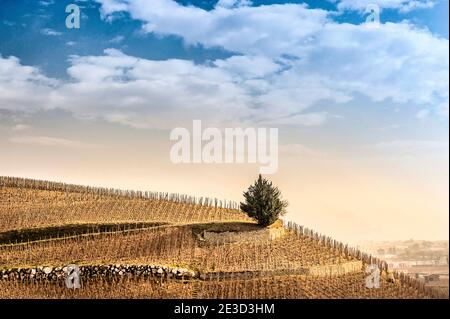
[0,180,247,233]
[0,273,434,299]
[0,176,446,299]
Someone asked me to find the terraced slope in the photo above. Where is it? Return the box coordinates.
[0,223,358,271]
[0,177,445,299]
[0,273,435,299]
[0,185,248,233]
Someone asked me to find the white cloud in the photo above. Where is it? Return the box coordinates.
[0,1,448,130]
[416,108,430,119]
[53,50,354,128]
[41,28,62,36]
[0,55,57,111]
[11,124,31,131]
[59,49,253,128]
[336,0,435,12]
[279,143,324,157]
[213,55,281,79]
[264,112,329,126]
[399,0,435,12]
[95,0,448,112]
[367,140,449,156]
[216,0,253,8]
[109,35,125,43]
[436,100,449,118]
[97,0,329,57]
[10,136,98,149]
[311,22,448,106]
[0,49,334,129]
[38,0,54,6]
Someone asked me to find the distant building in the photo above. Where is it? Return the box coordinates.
[411,260,435,266]
[438,255,448,265]
[424,274,440,283]
[389,261,413,269]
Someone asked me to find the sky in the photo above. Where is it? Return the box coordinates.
[0,0,448,244]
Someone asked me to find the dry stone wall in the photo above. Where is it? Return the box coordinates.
[0,261,363,283]
[0,264,198,281]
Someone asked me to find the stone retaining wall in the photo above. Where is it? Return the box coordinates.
[0,264,197,281]
[0,261,363,283]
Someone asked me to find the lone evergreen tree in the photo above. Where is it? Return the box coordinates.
[240,174,288,226]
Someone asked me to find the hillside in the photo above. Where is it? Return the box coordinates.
[0,177,445,299]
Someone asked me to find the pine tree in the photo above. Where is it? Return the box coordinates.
[240,174,288,226]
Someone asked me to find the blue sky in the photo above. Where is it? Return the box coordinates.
[0,0,449,241]
[0,0,448,79]
[0,0,448,157]
[0,0,447,146]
